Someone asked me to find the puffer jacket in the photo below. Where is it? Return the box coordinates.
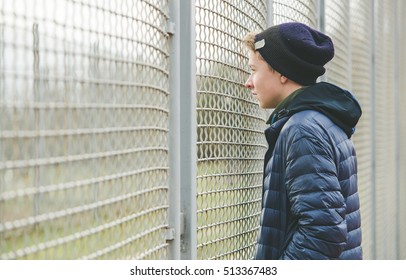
[255,82,362,260]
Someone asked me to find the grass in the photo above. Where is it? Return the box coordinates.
[1,159,263,260]
[196,160,262,259]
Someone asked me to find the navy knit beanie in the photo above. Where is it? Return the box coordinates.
[254,22,334,85]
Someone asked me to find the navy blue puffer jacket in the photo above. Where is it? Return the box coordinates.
[255,82,362,260]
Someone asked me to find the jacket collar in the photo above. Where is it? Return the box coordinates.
[266,82,362,138]
[265,116,290,150]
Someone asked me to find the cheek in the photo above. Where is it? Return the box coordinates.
[252,73,261,87]
[253,72,266,90]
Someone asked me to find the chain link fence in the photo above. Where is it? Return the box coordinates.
[372,0,398,259]
[273,0,317,27]
[1,0,406,260]
[0,0,170,259]
[195,0,267,260]
[349,0,374,259]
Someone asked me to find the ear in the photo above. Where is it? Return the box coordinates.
[280,75,288,84]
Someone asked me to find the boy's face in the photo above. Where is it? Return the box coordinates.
[245,51,284,109]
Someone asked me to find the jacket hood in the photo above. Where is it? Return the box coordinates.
[268,82,362,138]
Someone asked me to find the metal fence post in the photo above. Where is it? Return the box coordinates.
[370,0,377,260]
[317,0,326,83]
[267,0,274,27]
[394,0,400,260]
[347,2,353,92]
[168,0,181,260]
[318,0,325,32]
[179,0,197,259]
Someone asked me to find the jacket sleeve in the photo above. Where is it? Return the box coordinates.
[279,124,347,259]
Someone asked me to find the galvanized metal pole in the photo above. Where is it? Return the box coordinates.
[267,0,274,27]
[167,0,181,260]
[393,0,400,260]
[0,22,4,232]
[318,0,325,32]
[370,0,377,260]
[179,0,197,260]
[317,0,326,83]
[347,2,353,92]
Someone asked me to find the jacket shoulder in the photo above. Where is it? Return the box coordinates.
[282,110,347,142]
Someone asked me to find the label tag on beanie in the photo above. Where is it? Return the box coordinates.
[255,39,265,50]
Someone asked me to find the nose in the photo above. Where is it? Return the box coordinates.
[245,75,253,89]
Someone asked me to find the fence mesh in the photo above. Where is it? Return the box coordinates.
[273,0,317,27]
[373,0,398,259]
[195,0,267,260]
[349,0,374,259]
[1,0,405,260]
[324,0,350,88]
[0,0,170,259]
